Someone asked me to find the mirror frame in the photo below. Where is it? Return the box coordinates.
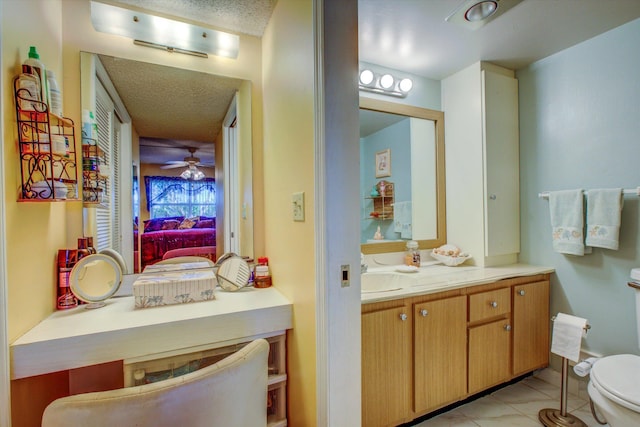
[360,97,447,255]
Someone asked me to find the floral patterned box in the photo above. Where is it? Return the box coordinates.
[133,269,216,309]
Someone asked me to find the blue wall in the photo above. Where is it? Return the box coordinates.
[360,119,412,242]
[518,18,640,356]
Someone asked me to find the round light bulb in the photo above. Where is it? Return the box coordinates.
[399,78,413,93]
[359,69,374,86]
[379,74,394,89]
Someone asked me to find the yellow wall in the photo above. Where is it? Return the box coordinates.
[262,0,317,425]
[2,0,74,342]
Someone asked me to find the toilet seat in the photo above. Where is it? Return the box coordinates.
[590,354,640,413]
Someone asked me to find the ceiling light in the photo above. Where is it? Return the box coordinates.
[359,69,374,86]
[90,1,239,59]
[379,74,394,89]
[465,1,498,22]
[180,165,205,181]
[446,0,521,30]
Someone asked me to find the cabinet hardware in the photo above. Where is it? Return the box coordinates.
[399,313,408,321]
[504,324,511,331]
[518,290,525,296]
[420,309,428,317]
[490,301,498,308]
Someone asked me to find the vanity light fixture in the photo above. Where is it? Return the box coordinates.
[358,69,413,98]
[90,1,239,59]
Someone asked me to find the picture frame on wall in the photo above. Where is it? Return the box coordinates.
[375,148,391,178]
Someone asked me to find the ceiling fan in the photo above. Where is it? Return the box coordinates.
[161,147,214,180]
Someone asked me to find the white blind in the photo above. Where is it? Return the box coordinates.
[95,81,117,252]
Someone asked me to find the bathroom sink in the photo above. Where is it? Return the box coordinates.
[361,272,405,293]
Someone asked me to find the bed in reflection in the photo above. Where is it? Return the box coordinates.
[135,216,216,270]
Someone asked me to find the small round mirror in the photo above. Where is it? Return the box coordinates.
[70,254,122,308]
[214,253,250,292]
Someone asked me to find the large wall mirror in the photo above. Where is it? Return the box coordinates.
[80,52,253,275]
[360,98,446,255]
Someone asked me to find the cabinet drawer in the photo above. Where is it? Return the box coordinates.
[469,287,510,323]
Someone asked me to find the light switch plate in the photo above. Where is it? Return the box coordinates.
[292,192,305,221]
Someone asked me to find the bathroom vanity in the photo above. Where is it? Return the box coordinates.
[10,287,292,427]
[361,264,553,427]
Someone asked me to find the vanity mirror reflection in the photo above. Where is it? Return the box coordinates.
[360,98,446,255]
[80,52,253,275]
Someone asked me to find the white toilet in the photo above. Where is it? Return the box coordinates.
[587,282,640,426]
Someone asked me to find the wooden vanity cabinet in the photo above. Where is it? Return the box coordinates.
[413,295,467,414]
[362,301,412,427]
[361,273,551,426]
[467,287,512,394]
[512,280,550,376]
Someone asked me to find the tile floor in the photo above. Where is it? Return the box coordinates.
[411,368,609,426]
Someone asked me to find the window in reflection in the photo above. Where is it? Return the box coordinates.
[144,176,216,219]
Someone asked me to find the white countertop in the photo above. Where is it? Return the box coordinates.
[11,287,292,379]
[361,263,554,304]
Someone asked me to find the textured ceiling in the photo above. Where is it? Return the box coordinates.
[111,0,276,37]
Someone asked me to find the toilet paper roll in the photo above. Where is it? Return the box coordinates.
[551,312,588,362]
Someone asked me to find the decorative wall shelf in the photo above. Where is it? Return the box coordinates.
[14,78,78,201]
[365,180,395,220]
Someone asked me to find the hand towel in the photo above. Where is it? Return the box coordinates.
[549,189,585,255]
[585,188,623,250]
[393,201,412,239]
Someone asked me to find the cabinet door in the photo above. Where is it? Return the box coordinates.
[513,280,550,376]
[414,296,467,414]
[482,70,520,256]
[362,305,411,427]
[468,319,511,394]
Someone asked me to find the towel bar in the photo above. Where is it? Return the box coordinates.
[538,187,640,199]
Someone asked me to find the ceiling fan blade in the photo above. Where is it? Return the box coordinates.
[160,163,187,169]
[195,163,215,169]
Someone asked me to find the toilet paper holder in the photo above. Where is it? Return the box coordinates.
[539,316,592,427]
[550,315,591,332]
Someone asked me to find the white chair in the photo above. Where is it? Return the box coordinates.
[42,339,269,427]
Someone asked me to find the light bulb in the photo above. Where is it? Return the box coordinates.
[399,78,413,93]
[359,69,374,86]
[180,169,192,180]
[379,74,394,89]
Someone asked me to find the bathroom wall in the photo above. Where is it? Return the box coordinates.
[518,17,640,357]
[2,0,67,343]
[360,118,412,242]
[261,0,317,425]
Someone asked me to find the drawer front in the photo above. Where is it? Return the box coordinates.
[469,287,511,323]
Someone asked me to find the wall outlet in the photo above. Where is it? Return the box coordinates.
[292,192,305,221]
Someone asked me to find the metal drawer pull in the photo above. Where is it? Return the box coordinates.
[490,301,498,308]
[400,313,408,321]
[518,290,525,296]
[504,324,511,331]
[420,309,428,317]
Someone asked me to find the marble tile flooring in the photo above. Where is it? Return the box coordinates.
[411,368,609,427]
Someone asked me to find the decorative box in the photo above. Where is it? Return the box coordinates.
[133,269,216,309]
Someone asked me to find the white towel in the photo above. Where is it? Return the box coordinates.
[393,201,412,238]
[586,188,623,250]
[549,190,585,256]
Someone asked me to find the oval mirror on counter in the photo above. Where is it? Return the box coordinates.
[70,254,123,309]
[214,253,251,292]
